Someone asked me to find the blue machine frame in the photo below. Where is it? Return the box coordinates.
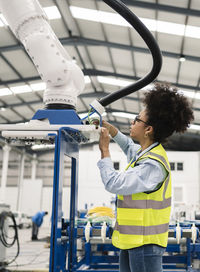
[50,126,81,272]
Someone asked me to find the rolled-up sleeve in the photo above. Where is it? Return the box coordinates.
[113,131,141,162]
[97,157,167,195]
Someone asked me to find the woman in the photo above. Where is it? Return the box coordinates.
[97,84,194,272]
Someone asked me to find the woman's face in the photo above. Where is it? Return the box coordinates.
[130,109,149,141]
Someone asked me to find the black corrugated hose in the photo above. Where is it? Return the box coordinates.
[99,0,162,107]
[0,211,20,269]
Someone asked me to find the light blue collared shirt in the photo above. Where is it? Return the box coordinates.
[97,131,167,195]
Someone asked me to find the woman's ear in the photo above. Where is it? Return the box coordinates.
[145,125,154,138]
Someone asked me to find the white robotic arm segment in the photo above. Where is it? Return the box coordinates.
[0,0,85,108]
[25,30,85,106]
[0,0,47,37]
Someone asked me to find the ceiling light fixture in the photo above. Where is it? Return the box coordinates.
[179,55,186,62]
[72,57,77,64]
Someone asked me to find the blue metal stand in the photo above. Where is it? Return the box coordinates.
[31,109,86,272]
[49,127,80,272]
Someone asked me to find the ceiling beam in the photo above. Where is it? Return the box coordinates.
[1,36,199,63]
[0,44,23,52]
[1,91,199,115]
[62,36,199,62]
[0,76,41,85]
[1,68,200,100]
[0,99,42,109]
[0,92,199,124]
[97,0,200,17]
[83,68,200,94]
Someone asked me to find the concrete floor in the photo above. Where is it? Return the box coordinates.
[4,227,50,272]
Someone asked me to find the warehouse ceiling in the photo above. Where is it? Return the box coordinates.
[0,0,200,152]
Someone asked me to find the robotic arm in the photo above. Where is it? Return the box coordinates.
[0,0,162,116]
[0,0,85,109]
[0,0,163,127]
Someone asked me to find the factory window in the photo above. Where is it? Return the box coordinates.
[113,162,120,170]
[177,162,183,171]
[170,162,175,171]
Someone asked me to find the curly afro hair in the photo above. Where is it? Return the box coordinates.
[143,83,194,143]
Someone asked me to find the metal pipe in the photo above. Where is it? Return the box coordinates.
[16,151,25,211]
[0,145,11,203]
[31,153,37,180]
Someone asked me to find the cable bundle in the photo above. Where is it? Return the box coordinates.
[0,211,20,267]
[86,206,115,225]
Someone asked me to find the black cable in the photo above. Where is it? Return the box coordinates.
[0,211,20,268]
[8,250,49,268]
[99,0,162,107]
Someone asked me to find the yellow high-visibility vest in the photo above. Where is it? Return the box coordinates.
[112,144,171,250]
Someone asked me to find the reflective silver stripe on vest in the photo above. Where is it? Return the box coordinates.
[115,222,169,236]
[162,173,170,199]
[145,151,170,172]
[118,171,171,210]
[117,196,171,209]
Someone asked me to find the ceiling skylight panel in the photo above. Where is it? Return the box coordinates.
[189,124,200,131]
[0,13,8,26]
[97,76,131,87]
[10,85,32,94]
[30,82,46,91]
[112,112,136,119]
[97,76,154,91]
[179,90,200,100]
[185,25,200,39]
[0,6,61,28]
[70,6,200,39]
[84,76,91,84]
[0,88,12,96]
[155,20,185,36]
[70,6,129,27]
[43,6,61,20]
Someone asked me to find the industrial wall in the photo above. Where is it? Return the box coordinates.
[167,151,200,222]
